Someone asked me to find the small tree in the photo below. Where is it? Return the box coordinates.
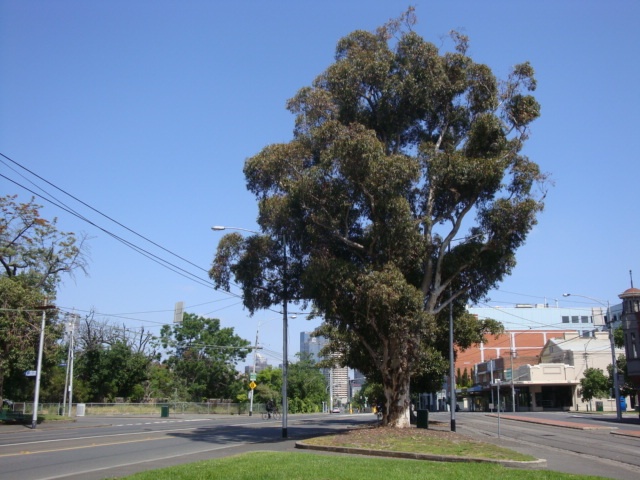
[287,353,328,412]
[254,366,282,405]
[579,368,610,404]
[159,313,250,402]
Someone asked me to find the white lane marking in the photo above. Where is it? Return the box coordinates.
[35,442,247,480]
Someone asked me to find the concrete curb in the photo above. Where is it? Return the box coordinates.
[610,429,640,438]
[295,441,548,470]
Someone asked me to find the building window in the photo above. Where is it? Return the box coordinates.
[572,316,579,323]
[562,316,569,323]
[581,316,589,323]
[631,333,638,359]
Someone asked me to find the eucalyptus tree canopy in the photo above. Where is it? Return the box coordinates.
[211,10,546,427]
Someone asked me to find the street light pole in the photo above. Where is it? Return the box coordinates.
[449,297,456,432]
[212,225,289,437]
[32,300,55,429]
[563,293,622,421]
[446,234,482,432]
[281,233,288,438]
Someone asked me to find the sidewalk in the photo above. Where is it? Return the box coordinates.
[485,412,640,438]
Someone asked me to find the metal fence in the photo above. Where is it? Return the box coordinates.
[7,402,256,416]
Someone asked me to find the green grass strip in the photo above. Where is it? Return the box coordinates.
[118,451,605,480]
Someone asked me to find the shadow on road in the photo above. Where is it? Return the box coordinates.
[165,415,373,446]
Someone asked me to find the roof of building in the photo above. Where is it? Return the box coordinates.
[619,287,640,299]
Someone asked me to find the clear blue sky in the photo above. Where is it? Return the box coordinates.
[1,1,638,370]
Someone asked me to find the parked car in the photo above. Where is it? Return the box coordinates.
[330,407,341,413]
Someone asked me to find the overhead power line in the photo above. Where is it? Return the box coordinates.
[1,152,207,274]
[1,170,216,290]
[0,152,245,297]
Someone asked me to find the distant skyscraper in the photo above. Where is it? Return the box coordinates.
[244,353,269,375]
[300,332,349,404]
[300,332,327,363]
[330,362,349,403]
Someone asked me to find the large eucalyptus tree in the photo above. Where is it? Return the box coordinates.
[211,10,547,427]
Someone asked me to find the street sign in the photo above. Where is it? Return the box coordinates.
[25,370,37,377]
[250,373,257,381]
[249,381,257,390]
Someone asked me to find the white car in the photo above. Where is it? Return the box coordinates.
[330,407,341,413]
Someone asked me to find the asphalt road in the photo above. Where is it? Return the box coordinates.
[1,411,640,479]
[0,413,371,480]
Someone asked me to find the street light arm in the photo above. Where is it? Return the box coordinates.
[562,293,607,308]
[212,226,260,235]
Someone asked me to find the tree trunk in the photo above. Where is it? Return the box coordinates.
[382,371,411,428]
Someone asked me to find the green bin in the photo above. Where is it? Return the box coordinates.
[595,401,603,412]
[416,409,429,429]
[160,405,169,418]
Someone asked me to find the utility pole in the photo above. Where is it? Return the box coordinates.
[62,314,72,415]
[249,326,259,416]
[489,360,494,412]
[67,315,77,416]
[510,332,516,413]
[496,379,502,438]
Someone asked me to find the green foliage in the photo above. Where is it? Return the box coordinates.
[210,10,545,426]
[158,313,250,402]
[579,368,610,403]
[355,381,384,408]
[0,194,89,401]
[254,366,282,404]
[458,368,473,389]
[286,353,328,411]
[75,340,151,402]
[145,362,185,401]
[613,326,624,349]
[607,355,636,398]
[0,276,63,401]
